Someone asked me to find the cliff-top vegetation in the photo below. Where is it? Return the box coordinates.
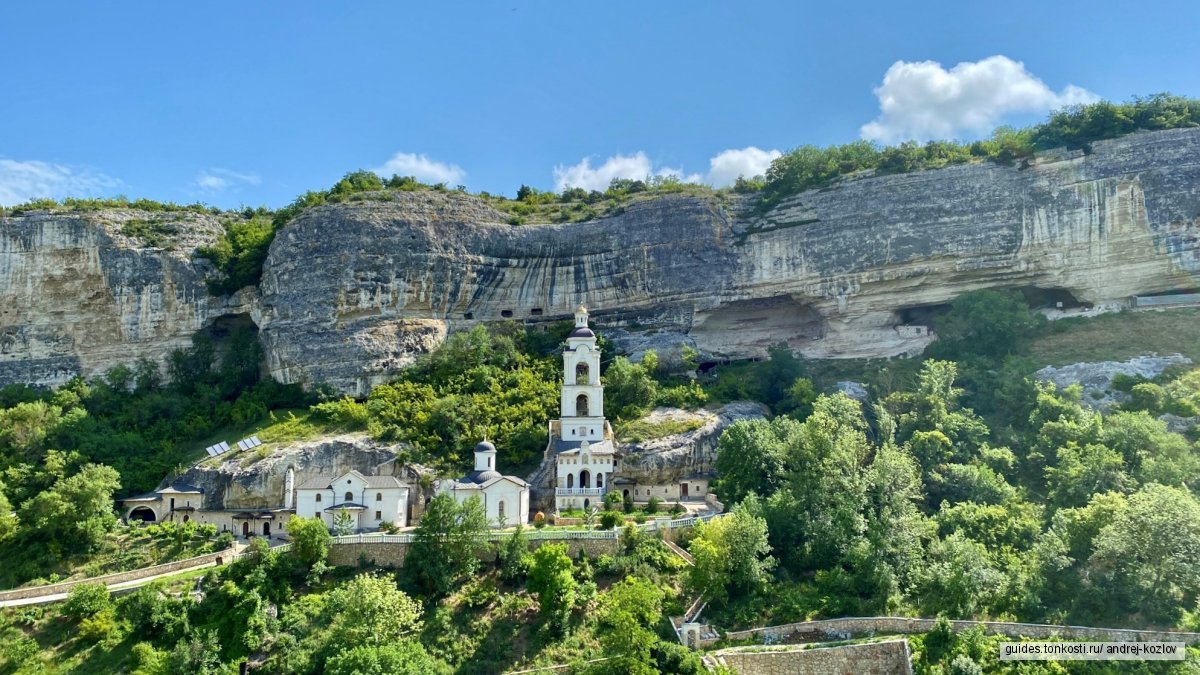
[3,93,1197,298]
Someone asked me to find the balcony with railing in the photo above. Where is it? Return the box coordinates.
[555,487,605,496]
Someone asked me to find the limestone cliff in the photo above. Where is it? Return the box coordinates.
[258,129,1200,394]
[615,402,768,484]
[4,128,1200,393]
[175,433,432,511]
[0,209,250,388]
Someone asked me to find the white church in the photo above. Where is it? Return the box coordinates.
[440,440,531,527]
[550,305,616,512]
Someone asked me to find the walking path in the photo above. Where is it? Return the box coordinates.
[0,540,253,608]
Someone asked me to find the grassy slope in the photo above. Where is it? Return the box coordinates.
[1031,308,1200,366]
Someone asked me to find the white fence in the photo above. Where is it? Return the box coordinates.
[320,514,724,548]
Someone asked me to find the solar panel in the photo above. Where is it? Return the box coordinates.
[249,436,262,447]
[237,439,249,451]
[219,441,230,453]
[205,446,218,457]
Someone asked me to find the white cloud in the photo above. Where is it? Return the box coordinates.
[554,152,655,191]
[194,168,261,193]
[707,146,782,186]
[554,148,781,191]
[0,159,122,206]
[373,152,466,185]
[860,55,1098,143]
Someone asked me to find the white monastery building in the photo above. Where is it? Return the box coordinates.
[552,305,616,512]
[295,470,409,532]
[440,440,531,526]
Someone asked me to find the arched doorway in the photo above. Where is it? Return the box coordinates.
[128,506,156,522]
[242,521,250,537]
[575,362,590,385]
[576,394,589,417]
[622,489,630,499]
[262,522,270,536]
[583,498,590,510]
[579,470,591,488]
[182,515,190,523]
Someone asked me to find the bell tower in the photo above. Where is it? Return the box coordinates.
[559,305,605,440]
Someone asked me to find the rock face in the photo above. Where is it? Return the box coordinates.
[1035,354,1192,410]
[258,129,1200,394]
[4,128,1200,394]
[176,433,430,510]
[0,210,249,388]
[615,402,768,484]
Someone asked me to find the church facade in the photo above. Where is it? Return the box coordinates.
[440,440,531,526]
[551,306,616,512]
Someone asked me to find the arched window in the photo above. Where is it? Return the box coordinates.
[580,469,591,488]
[567,473,574,489]
[315,494,322,503]
[345,491,354,502]
[576,394,589,417]
[488,456,492,468]
[596,473,604,488]
[575,362,590,385]
[376,492,382,502]
[498,501,506,519]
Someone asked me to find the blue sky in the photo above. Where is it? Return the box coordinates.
[2,1,1198,208]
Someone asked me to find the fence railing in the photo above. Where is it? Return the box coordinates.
[555,488,605,496]
[322,515,724,548]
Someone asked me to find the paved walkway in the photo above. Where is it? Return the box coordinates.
[0,541,252,608]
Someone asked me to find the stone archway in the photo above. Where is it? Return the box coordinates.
[579,469,591,488]
[576,394,589,417]
[128,506,156,522]
[575,362,590,385]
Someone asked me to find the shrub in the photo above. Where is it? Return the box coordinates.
[64,582,111,621]
[599,511,623,530]
[647,497,661,514]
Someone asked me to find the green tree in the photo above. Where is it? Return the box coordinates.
[587,576,666,675]
[326,573,423,646]
[526,543,577,634]
[498,525,529,584]
[713,416,799,504]
[1087,484,1200,625]
[404,493,489,597]
[326,641,450,675]
[916,532,1005,618]
[604,356,658,420]
[287,515,332,569]
[688,502,775,603]
[929,290,1046,363]
[18,463,120,556]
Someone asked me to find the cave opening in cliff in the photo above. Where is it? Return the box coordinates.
[199,312,263,379]
[1015,287,1089,310]
[898,303,953,327]
[691,296,826,356]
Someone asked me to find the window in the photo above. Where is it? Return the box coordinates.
[501,309,513,318]
[488,457,492,468]
[498,501,506,519]
[316,512,320,519]
[375,511,382,520]
[376,492,382,502]
[575,362,589,385]
[576,394,589,417]
[316,494,322,503]
[345,491,354,502]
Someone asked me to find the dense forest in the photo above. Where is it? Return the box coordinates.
[0,285,1199,671]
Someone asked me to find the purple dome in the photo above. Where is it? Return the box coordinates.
[569,327,595,339]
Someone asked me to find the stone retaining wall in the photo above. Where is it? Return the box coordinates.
[714,639,912,675]
[0,548,234,601]
[328,536,619,568]
[723,617,1200,646]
